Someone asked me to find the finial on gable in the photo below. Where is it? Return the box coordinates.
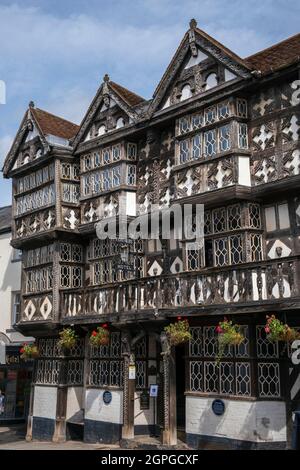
[189,18,197,30]
[188,19,198,57]
[103,74,110,83]
[29,100,35,108]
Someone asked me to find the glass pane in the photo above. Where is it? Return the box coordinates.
[278,203,290,229]
[264,206,276,232]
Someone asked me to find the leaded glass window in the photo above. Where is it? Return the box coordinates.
[179,139,190,163]
[238,123,248,149]
[219,124,231,152]
[192,134,202,160]
[204,130,216,157]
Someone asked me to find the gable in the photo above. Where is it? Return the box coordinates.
[150,19,252,115]
[2,108,50,176]
[72,75,145,149]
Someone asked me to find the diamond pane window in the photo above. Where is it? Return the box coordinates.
[103,148,110,164]
[218,102,230,119]
[127,165,136,185]
[192,114,203,130]
[214,238,229,267]
[236,98,247,118]
[112,145,121,161]
[179,139,190,163]
[103,169,111,191]
[112,166,121,186]
[192,134,202,160]
[219,125,231,152]
[212,207,227,233]
[179,117,190,135]
[250,234,263,261]
[204,130,216,157]
[229,235,244,264]
[238,123,248,149]
[204,107,216,125]
[127,143,137,160]
[227,204,242,230]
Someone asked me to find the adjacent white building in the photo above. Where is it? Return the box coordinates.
[0,206,33,422]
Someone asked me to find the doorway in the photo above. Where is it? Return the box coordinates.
[175,344,186,432]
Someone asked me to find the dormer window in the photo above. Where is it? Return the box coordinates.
[116,117,125,129]
[180,84,192,101]
[205,73,218,90]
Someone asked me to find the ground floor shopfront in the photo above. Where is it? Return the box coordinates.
[25,313,300,449]
[0,345,33,422]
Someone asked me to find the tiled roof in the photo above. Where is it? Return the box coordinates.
[245,33,300,75]
[31,108,79,140]
[109,81,145,107]
[0,206,12,232]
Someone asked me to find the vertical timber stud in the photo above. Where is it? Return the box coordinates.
[161,332,177,446]
[52,355,68,442]
[25,375,35,441]
[121,331,135,439]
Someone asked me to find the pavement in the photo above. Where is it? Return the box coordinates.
[0,424,120,450]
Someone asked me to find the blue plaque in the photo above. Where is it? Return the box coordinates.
[103,390,112,405]
[212,399,225,416]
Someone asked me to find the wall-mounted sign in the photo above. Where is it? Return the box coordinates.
[212,399,225,416]
[149,384,158,397]
[140,390,150,410]
[103,390,112,405]
[129,365,136,380]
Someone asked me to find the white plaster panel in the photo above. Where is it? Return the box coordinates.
[33,386,57,420]
[186,397,286,442]
[66,386,83,420]
[126,192,136,216]
[238,156,251,186]
[85,388,123,424]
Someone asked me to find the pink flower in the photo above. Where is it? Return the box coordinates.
[265,326,270,334]
[216,325,223,334]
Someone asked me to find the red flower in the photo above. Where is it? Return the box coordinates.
[91,331,97,337]
[20,347,25,354]
[265,326,270,334]
[177,316,182,321]
[216,325,223,334]
[102,323,108,329]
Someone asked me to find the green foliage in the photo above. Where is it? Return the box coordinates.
[57,328,78,350]
[216,318,244,363]
[164,319,192,346]
[20,344,39,360]
[89,326,110,347]
[265,315,300,342]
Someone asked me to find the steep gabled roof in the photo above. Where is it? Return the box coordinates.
[153,25,251,99]
[2,103,79,176]
[109,81,145,107]
[72,75,146,149]
[148,19,252,115]
[31,107,79,139]
[245,32,300,75]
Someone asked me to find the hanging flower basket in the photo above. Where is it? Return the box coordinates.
[90,325,110,347]
[20,343,39,360]
[57,328,78,351]
[265,315,300,342]
[164,319,192,346]
[216,318,244,362]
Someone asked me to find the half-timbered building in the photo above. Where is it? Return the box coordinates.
[2,19,300,449]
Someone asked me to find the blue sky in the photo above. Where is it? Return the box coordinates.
[0,0,299,206]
